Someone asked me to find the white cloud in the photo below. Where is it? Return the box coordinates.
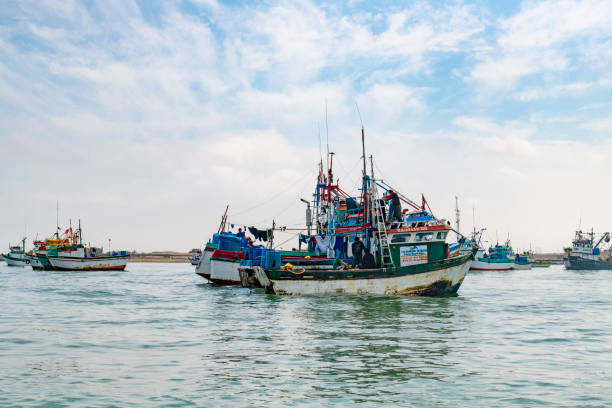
[582,118,612,133]
[470,0,612,89]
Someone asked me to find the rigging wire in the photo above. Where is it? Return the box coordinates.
[228,165,316,217]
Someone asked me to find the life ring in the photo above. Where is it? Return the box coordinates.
[25,259,30,264]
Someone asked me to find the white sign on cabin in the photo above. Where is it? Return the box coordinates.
[400,245,428,266]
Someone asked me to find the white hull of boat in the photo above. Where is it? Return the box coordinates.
[511,263,532,270]
[27,256,43,269]
[470,259,513,271]
[47,255,129,271]
[195,251,213,280]
[3,255,28,267]
[209,258,241,285]
[255,260,472,296]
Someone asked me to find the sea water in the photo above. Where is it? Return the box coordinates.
[1,263,611,407]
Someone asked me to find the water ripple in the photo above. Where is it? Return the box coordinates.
[1,263,612,406]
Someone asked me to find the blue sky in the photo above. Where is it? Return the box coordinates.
[1,0,611,252]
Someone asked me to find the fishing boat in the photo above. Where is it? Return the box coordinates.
[189,249,202,266]
[512,252,532,270]
[195,242,217,280]
[25,252,43,269]
[36,221,130,271]
[564,229,612,270]
[239,128,476,296]
[532,260,551,268]
[470,242,514,271]
[1,238,29,267]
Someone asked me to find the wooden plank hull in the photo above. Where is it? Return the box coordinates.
[45,255,129,271]
[253,253,473,296]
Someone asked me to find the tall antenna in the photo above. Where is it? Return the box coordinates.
[472,206,476,234]
[325,100,329,174]
[355,102,366,178]
[317,122,322,164]
[56,201,59,238]
[455,196,460,238]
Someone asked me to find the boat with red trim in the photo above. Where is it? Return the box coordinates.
[240,127,476,296]
[36,220,130,271]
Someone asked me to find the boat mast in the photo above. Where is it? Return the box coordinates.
[455,196,460,240]
[217,205,229,233]
[356,102,368,224]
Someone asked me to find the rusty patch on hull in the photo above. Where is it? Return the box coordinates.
[384,278,463,297]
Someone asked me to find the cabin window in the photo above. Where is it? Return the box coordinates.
[391,234,411,243]
[436,232,448,239]
[415,232,434,242]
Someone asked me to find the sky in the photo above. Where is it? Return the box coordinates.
[1,0,611,253]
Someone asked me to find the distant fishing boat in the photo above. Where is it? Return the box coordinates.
[2,238,29,267]
[239,128,476,296]
[189,249,202,266]
[512,252,532,270]
[564,229,612,270]
[470,243,514,271]
[36,221,130,271]
[532,260,551,268]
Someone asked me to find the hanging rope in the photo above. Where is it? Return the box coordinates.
[228,165,316,217]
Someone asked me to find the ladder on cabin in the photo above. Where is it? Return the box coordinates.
[370,181,394,268]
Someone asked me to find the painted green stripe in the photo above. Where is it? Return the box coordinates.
[266,251,474,281]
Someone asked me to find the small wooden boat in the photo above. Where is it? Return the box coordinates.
[470,245,514,271]
[1,238,28,267]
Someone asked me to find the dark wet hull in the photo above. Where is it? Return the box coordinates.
[564,256,612,270]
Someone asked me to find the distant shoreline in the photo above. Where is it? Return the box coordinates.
[130,252,191,263]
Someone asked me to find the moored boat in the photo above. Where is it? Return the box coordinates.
[189,249,202,266]
[564,230,612,270]
[512,252,532,270]
[532,260,551,268]
[195,242,217,280]
[36,220,130,271]
[470,244,514,271]
[2,238,29,267]
[240,130,476,296]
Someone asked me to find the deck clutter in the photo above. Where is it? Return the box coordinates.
[192,127,478,297]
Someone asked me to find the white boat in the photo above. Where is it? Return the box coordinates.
[2,238,29,267]
[26,254,43,270]
[195,244,215,280]
[469,247,514,271]
[511,253,532,270]
[189,250,202,266]
[43,253,129,271]
[37,220,130,271]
